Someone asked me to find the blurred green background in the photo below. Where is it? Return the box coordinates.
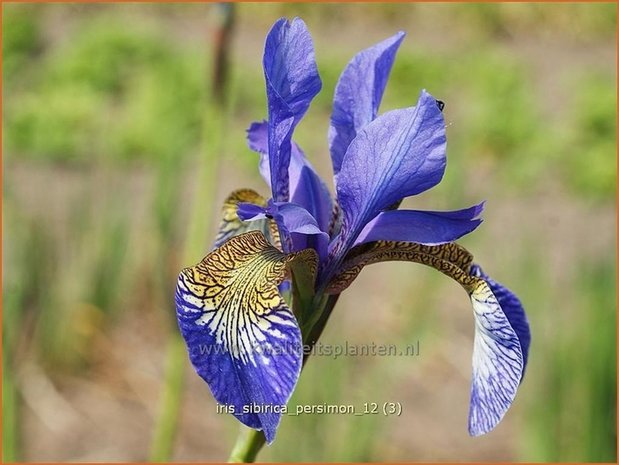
[3,3,616,462]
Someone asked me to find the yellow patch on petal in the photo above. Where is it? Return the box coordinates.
[178,231,317,364]
[213,189,281,250]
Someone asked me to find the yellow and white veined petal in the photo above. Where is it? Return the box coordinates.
[327,240,525,436]
[175,231,316,443]
[213,189,280,250]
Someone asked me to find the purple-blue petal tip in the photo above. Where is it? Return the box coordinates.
[263,17,322,202]
[329,30,406,174]
[467,266,529,436]
[237,202,267,221]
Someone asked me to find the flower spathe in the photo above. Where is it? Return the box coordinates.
[175,17,530,444]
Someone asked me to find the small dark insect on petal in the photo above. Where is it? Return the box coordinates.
[436,99,445,112]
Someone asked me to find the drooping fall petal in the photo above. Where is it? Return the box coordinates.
[175,231,317,443]
[470,264,531,374]
[326,240,526,436]
[467,278,524,436]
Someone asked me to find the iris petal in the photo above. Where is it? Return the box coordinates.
[326,241,526,436]
[239,199,329,259]
[326,241,473,294]
[468,279,524,436]
[213,189,277,250]
[236,202,268,221]
[354,202,484,246]
[470,264,531,374]
[247,121,333,232]
[329,31,405,174]
[331,90,447,263]
[263,18,322,202]
[175,231,317,443]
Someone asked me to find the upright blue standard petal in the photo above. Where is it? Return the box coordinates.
[331,90,447,263]
[329,31,405,174]
[263,18,322,202]
[247,121,333,232]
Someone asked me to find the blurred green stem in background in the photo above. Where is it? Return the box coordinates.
[148,79,229,463]
[3,352,19,462]
[149,4,235,461]
[3,206,25,462]
[149,333,186,462]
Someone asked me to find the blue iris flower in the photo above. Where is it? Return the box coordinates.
[175,17,531,445]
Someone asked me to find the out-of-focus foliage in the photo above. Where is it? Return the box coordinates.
[5,4,615,198]
[560,73,617,200]
[5,12,205,164]
[3,5,43,85]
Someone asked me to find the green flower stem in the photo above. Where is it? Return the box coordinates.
[228,427,267,462]
[302,294,340,359]
[149,103,225,461]
[149,332,186,462]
